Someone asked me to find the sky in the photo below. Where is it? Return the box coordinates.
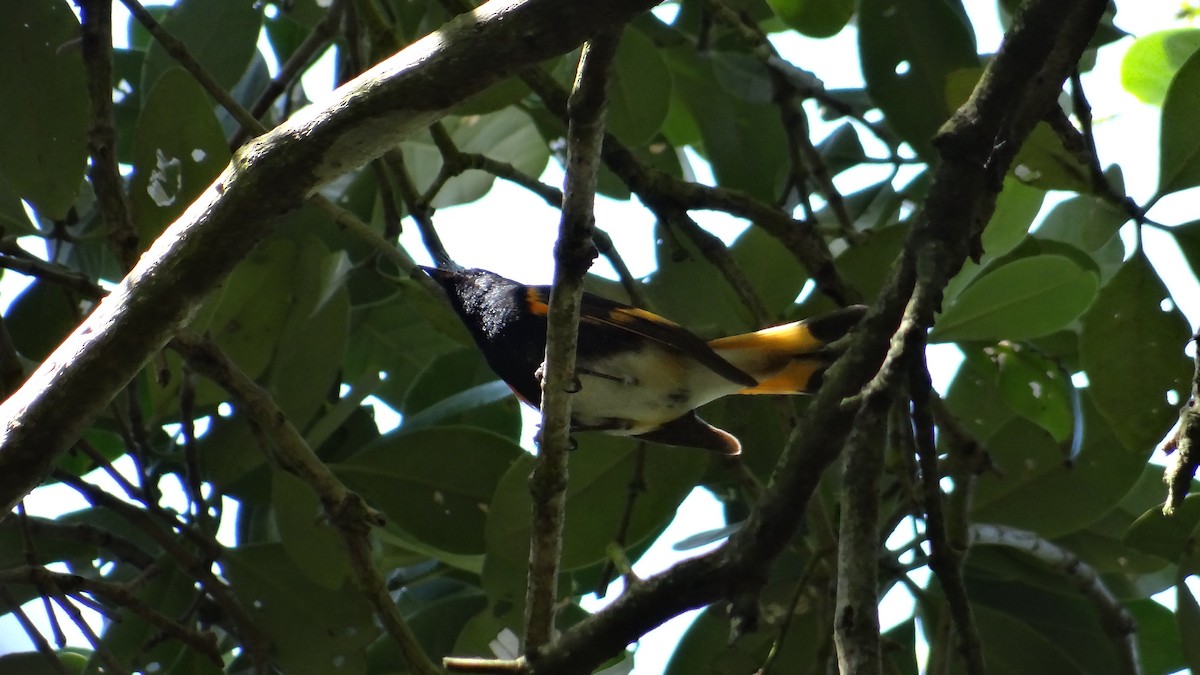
[2,0,1198,673]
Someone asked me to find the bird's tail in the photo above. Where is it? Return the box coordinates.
[708,305,867,395]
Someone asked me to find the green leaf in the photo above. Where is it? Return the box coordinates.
[334,427,522,555]
[766,0,854,38]
[6,280,79,362]
[402,348,521,440]
[943,178,1046,305]
[1011,122,1093,193]
[1170,218,1200,275]
[859,0,979,160]
[141,0,262,94]
[970,393,1145,539]
[1124,599,1187,675]
[272,470,350,589]
[666,48,788,201]
[368,594,489,671]
[129,68,232,244]
[933,255,1099,343]
[1177,580,1200,672]
[0,172,37,236]
[223,544,379,675]
[401,109,550,209]
[608,29,671,146]
[0,0,87,219]
[485,436,707,574]
[1124,495,1200,564]
[1081,254,1192,452]
[1122,28,1200,105]
[0,652,87,675]
[993,343,1074,443]
[1159,47,1200,194]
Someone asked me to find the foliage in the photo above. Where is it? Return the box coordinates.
[0,0,1196,674]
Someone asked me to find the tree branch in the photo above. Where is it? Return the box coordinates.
[970,524,1140,675]
[171,333,440,675]
[524,31,619,654]
[0,0,662,519]
[513,1,1109,671]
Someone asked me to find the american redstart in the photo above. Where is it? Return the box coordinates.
[422,266,866,455]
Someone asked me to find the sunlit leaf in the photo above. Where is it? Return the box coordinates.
[933,255,1099,342]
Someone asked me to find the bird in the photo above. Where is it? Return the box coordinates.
[421,266,866,455]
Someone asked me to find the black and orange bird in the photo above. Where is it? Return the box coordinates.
[422,266,866,455]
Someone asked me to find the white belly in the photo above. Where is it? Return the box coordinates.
[569,347,742,434]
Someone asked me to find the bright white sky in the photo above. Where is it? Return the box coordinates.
[3,1,1197,673]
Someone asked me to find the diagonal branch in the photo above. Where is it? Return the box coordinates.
[0,0,663,519]
[514,1,1109,672]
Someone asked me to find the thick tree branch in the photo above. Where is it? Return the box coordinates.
[517,1,1108,672]
[0,0,661,518]
[524,32,619,653]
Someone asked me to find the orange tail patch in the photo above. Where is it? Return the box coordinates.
[708,305,867,395]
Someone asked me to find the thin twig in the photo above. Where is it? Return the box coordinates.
[170,333,441,675]
[0,586,68,675]
[911,348,984,675]
[524,31,619,654]
[79,0,139,270]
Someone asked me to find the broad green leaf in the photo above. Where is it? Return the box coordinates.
[941,346,1019,450]
[666,47,788,201]
[710,52,773,104]
[6,280,79,362]
[223,544,379,675]
[1159,48,1200,194]
[1081,254,1192,452]
[994,343,1074,443]
[1177,581,1200,671]
[272,470,350,589]
[400,108,550,209]
[645,222,757,333]
[1122,28,1200,105]
[1037,193,1129,255]
[1127,600,1187,675]
[1124,495,1200,565]
[261,241,350,429]
[368,595,489,670]
[608,29,672,146]
[129,68,231,244]
[0,172,37,236]
[954,565,1116,674]
[141,0,261,94]
[665,594,820,674]
[859,0,978,160]
[1170,218,1200,275]
[1011,122,1092,193]
[401,348,521,440]
[344,283,465,409]
[0,652,87,675]
[943,177,1046,305]
[816,123,867,177]
[485,436,707,573]
[334,427,522,555]
[149,237,313,422]
[932,255,1099,343]
[971,394,1144,539]
[0,0,87,219]
[766,0,855,38]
